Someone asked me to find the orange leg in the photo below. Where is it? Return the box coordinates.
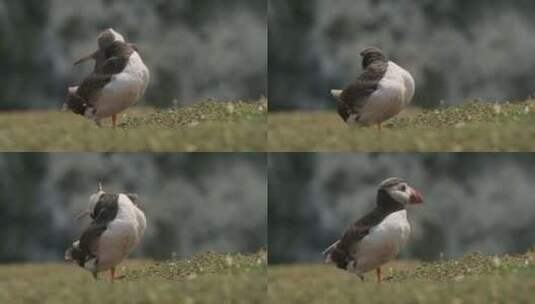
[376,267,383,283]
[110,267,116,282]
[112,115,117,128]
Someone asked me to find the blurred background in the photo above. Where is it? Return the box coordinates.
[269,0,535,110]
[269,153,535,264]
[0,0,266,110]
[0,153,267,263]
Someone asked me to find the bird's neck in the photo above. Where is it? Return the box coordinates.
[362,54,387,69]
[376,189,404,213]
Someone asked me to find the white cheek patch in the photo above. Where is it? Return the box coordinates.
[388,190,409,205]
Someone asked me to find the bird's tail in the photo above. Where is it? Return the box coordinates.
[64,240,80,261]
[330,89,343,99]
[322,240,340,263]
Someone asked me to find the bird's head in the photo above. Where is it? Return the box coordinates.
[360,47,387,69]
[63,87,96,118]
[62,86,78,112]
[98,28,126,48]
[377,177,423,210]
[76,182,106,220]
[74,28,126,65]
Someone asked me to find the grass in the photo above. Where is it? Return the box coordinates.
[268,251,535,304]
[268,100,535,151]
[0,251,267,304]
[0,99,267,152]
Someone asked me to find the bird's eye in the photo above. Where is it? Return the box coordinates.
[400,185,407,191]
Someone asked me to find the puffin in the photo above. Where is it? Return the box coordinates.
[64,28,150,128]
[330,47,415,131]
[323,177,423,282]
[65,183,147,281]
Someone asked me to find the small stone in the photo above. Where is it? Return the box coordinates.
[454,275,465,281]
[492,256,501,268]
[493,104,501,115]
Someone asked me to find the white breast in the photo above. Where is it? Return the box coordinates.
[352,210,411,274]
[94,194,146,272]
[94,52,150,118]
[358,61,415,125]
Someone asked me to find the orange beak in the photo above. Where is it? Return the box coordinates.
[409,188,424,204]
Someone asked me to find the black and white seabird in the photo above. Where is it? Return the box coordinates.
[65,183,147,281]
[323,177,423,282]
[64,28,150,128]
[330,47,415,131]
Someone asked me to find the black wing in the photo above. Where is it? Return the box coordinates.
[91,193,119,224]
[96,41,134,75]
[97,56,130,75]
[338,62,387,122]
[66,74,110,116]
[326,208,388,269]
[70,223,107,267]
[91,42,133,74]
[338,80,379,121]
[75,73,113,105]
[65,92,89,116]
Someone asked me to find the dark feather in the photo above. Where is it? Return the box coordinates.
[76,74,113,103]
[66,39,135,115]
[68,193,119,268]
[69,223,107,267]
[98,56,130,75]
[338,61,387,123]
[96,41,134,74]
[65,93,89,116]
[91,193,119,223]
[326,189,404,270]
[337,48,388,123]
[329,208,389,269]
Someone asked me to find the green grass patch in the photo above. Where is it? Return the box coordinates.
[268,251,535,304]
[0,251,267,304]
[120,99,266,129]
[126,250,267,281]
[0,99,267,152]
[269,100,535,151]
